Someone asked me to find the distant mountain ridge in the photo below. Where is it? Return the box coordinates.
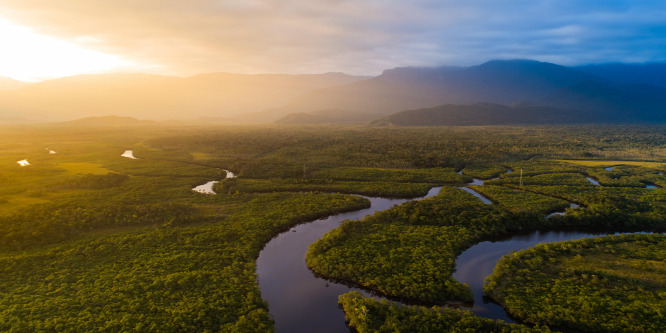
[2,59,665,125]
[0,72,368,122]
[274,60,666,125]
[575,63,666,87]
[271,60,602,116]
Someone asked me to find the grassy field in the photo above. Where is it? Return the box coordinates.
[556,159,666,169]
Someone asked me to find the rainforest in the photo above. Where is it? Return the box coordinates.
[0,123,664,332]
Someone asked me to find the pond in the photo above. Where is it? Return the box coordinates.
[121,150,137,159]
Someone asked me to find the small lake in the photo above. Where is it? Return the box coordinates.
[121,150,137,159]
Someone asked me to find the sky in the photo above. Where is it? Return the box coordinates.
[1,0,665,81]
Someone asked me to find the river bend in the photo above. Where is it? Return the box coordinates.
[256,175,650,331]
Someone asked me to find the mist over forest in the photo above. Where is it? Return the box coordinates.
[1,60,665,125]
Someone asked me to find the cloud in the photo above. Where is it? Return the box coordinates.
[1,0,665,76]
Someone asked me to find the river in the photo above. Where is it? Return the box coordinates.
[192,170,236,194]
[255,172,652,332]
[450,229,616,322]
[256,187,441,333]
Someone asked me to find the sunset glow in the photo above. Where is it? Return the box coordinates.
[0,1,664,82]
[0,18,135,82]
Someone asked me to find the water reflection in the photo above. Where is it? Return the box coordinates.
[192,180,219,194]
[469,178,485,186]
[459,186,492,205]
[121,150,137,159]
[257,187,441,333]
[451,230,615,322]
[585,177,600,186]
[255,169,651,331]
[192,170,236,194]
[546,203,580,219]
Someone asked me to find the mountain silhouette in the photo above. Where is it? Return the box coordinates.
[274,60,666,124]
[2,60,664,125]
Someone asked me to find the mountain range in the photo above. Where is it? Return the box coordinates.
[1,59,665,125]
[274,60,666,124]
[0,72,367,122]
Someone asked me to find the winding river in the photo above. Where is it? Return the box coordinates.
[450,229,615,322]
[255,172,656,332]
[256,187,442,333]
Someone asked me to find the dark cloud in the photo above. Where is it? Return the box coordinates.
[1,0,664,76]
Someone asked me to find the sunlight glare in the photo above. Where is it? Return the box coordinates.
[0,18,135,82]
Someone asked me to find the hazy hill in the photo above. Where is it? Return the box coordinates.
[540,81,666,123]
[0,77,28,90]
[269,60,666,124]
[370,103,601,126]
[2,60,665,124]
[575,63,666,87]
[270,60,601,116]
[0,72,367,122]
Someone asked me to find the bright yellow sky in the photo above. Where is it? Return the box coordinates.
[0,19,139,82]
[1,2,664,83]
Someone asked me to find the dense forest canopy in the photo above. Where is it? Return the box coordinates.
[0,123,664,331]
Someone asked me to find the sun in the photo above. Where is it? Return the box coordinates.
[0,18,136,82]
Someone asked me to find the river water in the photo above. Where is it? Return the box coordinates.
[257,187,441,333]
[450,229,615,322]
[192,170,236,194]
[256,174,653,332]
